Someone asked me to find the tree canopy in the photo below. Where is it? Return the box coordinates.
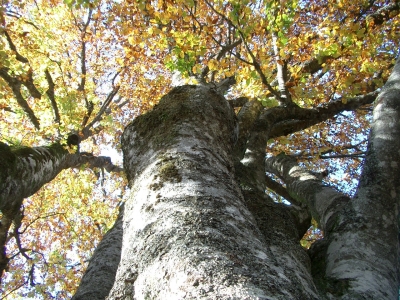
[0,0,398,298]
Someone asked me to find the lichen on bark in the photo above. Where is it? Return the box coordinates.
[106,85,320,299]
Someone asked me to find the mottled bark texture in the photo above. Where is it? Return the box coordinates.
[0,143,69,278]
[72,204,124,300]
[0,142,121,280]
[319,58,400,299]
[102,85,318,299]
[75,60,399,299]
[266,58,400,299]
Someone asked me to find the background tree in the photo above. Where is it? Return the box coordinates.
[0,0,399,298]
[0,0,129,297]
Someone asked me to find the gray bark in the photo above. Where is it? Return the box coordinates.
[0,143,70,277]
[265,154,350,233]
[0,143,69,214]
[320,58,400,299]
[74,60,399,299]
[0,142,121,280]
[265,58,400,299]
[103,85,318,299]
[0,143,121,214]
[72,204,124,300]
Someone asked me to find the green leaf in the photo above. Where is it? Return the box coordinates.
[261,97,279,108]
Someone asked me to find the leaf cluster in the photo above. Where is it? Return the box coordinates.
[0,0,398,297]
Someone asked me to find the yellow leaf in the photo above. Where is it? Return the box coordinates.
[207,59,218,71]
[192,64,201,74]
[128,35,135,45]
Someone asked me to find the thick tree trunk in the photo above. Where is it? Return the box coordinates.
[0,143,70,278]
[0,143,69,214]
[100,85,318,299]
[74,60,399,298]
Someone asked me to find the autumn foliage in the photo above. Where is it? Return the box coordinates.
[0,0,398,298]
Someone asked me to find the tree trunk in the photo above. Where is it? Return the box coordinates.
[76,85,318,299]
[319,58,400,299]
[75,60,400,298]
[0,142,121,281]
[72,204,124,300]
[0,143,70,278]
[266,58,400,299]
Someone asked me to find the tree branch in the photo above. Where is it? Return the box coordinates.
[70,152,124,173]
[265,174,300,206]
[237,30,281,101]
[12,208,32,261]
[300,56,333,76]
[20,69,42,99]
[44,70,60,123]
[216,39,242,60]
[0,142,122,278]
[259,90,379,137]
[76,8,93,92]
[0,67,40,129]
[234,99,264,160]
[367,2,400,26]
[2,29,28,63]
[272,33,292,104]
[296,2,399,79]
[296,140,367,161]
[265,154,350,232]
[82,85,120,138]
[71,203,124,300]
[1,29,42,99]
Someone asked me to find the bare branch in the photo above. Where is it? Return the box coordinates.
[320,153,366,159]
[216,39,242,60]
[237,30,281,101]
[265,175,301,206]
[75,152,123,173]
[44,70,60,123]
[18,212,66,235]
[4,10,40,30]
[367,2,400,26]
[12,209,32,261]
[261,91,379,137]
[297,140,368,161]
[1,29,42,99]
[0,67,40,129]
[1,29,28,63]
[20,70,42,99]
[77,8,93,92]
[82,85,120,138]
[197,38,242,83]
[265,153,350,231]
[272,33,292,103]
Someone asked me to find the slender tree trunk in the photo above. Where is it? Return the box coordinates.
[72,204,124,300]
[321,57,400,299]
[266,58,400,299]
[0,142,121,281]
